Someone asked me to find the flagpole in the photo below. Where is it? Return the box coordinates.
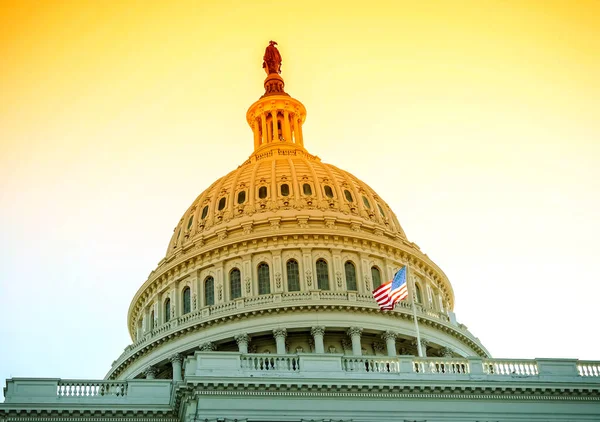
[408,263,424,358]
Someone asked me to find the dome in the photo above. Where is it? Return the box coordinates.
[108,45,488,381]
[164,144,407,259]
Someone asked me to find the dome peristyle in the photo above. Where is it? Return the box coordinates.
[109,49,488,381]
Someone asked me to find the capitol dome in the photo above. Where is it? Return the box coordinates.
[107,47,489,381]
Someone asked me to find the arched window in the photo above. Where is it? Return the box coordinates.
[286,259,300,291]
[258,186,268,199]
[362,196,371,209]
[324,185,334,198]
[182,287,191,314]
[344,189,353,202]
[187,216,194,230]
[258,263,270,295]
[303,183,312,196]
[237,191,246,204]
[205,277,215,306]
[164,298,171,323]
[230,268,241,299]
[280,184,290,196]
[316,259,329,290]
[415,283,423,304]
[218,197,226,211]
[201,205,209,219]
[150,310,155,330]
[371,266,382,289]
[344,261,357,291]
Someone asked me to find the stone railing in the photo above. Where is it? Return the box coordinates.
[241,353,300,372]
[578,361,600,377]
[184,352,600,383]
[57,380,128,397]
[3,379,173,405]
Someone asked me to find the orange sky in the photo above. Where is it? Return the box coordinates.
[1,0,599,388]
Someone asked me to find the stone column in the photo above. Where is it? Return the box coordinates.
[235,334,250,354]
[253,119,260,150]
[283,110,291,141]
[292,115,299,144]
[412,339,429,357]
[169,354,183,381]
[144,366,157,380]
[382,331,397,357]
[347,327,363,356]
[273,328,287,354]
[311,326,326,354]
[271,110,278,141]
[260,113,268,145]
[297,117,304,145]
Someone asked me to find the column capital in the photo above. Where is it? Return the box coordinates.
[347,327,363,337]
[143,366,157,378]
[311,326,325,337]
[169,353,183,364]
[273,328,287,339]
[382,331,397,342]
[235,333,251,345]
[440,347,454,357]
[412,338,429,348]
[199,342,216,351]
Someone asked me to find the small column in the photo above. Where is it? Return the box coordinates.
[253,119,260,150]
[292,115,299,144]
[297,117,304,146]
[169,354,183,381]
[144,366,157,380]
[235,334,250,354]
[311,326,326,354]
[271,110,278,141]
[347,327,363,356]
[382,331,397,357]
[273,328,287,354]
[283,110,292,142]
[260,113,268,145]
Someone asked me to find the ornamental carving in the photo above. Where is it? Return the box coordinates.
[305,270,313,287]
[200,342,216,351]
[341,339,352,350]
[218,285,223,301]
[273,328,287,339]
[364,275,371,290]
[169,353,183,364]
[328,345,338,353]
[382,331,397,342]
[335,271,342,288]
[192,293,197,310]
[347,327,363,338]
[234,333,250,346]
[311,326,325,337]
[245,277,251,293]
[275,272,282,289]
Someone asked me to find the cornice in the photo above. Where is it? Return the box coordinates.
[109,300,488,380]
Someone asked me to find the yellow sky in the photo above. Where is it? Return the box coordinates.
[1,0,599,385]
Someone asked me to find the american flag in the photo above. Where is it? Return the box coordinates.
[372,266,409,310]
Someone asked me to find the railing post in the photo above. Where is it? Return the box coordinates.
[399,356,414,374]
[468,357,484,375]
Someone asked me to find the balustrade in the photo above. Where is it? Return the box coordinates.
[241,354,300,372]
[483,359,538,376]
[413,358,469,374]
[57,380,128,397]
[578,361,600,377]
[342,356,400,373]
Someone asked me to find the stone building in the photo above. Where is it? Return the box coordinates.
[2,45,599,422]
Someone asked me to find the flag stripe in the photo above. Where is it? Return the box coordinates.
[371,267,408,310]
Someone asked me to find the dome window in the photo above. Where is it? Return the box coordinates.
[415,283,423,304]
[150,310,155,330]
[303,183,312,196]
[201,206,209,219]
[230,268,241,300]
[218,197,226,211]
[362,196,371,209]
[164,298,171,323]
[371,266,382,289]
[257,263,270,295]
[286,259,300,291]
[344,261,357,291]
[281,183,290,197]
[205,277,215,306]
[237,191,246,204]
[316,259,330,290]
[258,186,268,199]
[377,203,386,217]
[324,185,334,198]
[182,287,191,314]
[186,216,194,230]
[344,189,354,202]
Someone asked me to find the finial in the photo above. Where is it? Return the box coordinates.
[262,40,282,75]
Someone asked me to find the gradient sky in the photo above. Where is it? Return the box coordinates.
[1,0,599,398]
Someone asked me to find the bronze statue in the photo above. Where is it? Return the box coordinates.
[263,41,282,75]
